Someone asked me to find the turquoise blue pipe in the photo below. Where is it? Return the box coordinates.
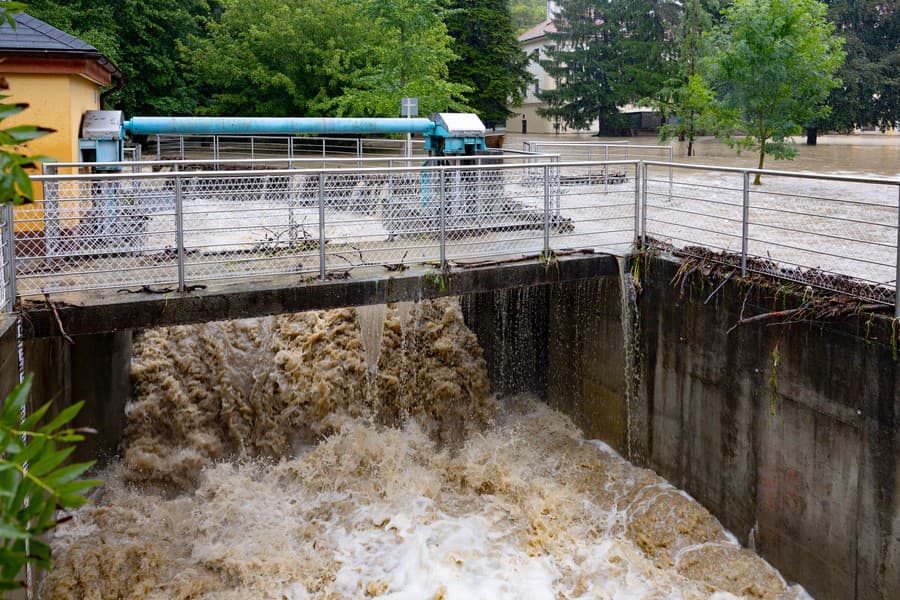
[123,116,436,137]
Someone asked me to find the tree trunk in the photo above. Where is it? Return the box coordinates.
[806,127,818,145]
[754,149,765,185]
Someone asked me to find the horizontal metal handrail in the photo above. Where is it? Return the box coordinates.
[643,161,900,187]
[32,159,634,183]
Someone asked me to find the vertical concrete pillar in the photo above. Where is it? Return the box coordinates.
[23,330,132,464]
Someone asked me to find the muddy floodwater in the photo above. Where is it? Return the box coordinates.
[507,132,900,177]
[44,299,810,599]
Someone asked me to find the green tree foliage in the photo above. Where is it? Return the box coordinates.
[824,0,899,132]
[650,0,720,155]
[537,0,625,133]
[510,0,548,33]
[186,0,467,117]
[1,375,101,592]
[538,0,680,135]
[705,0,845,183]
[446,0,532,128]
[26,0,219,116]
[327,0,470,117]
[184,0,354,116]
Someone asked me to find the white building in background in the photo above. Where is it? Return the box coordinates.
[506,1,660,136]
[506,2,574,135]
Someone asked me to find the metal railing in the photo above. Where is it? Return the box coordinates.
[524,141,674,197]
[1,158,896,318]
[642,162,900,314]
[8,158,637,301]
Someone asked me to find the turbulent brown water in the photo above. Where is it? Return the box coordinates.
[43,299,809,599]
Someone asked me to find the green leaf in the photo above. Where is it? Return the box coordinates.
[45,460,96,488]
[2,125,54,142]
[27,538,50,563]
[0,103,26,119]
[28,446,74,478]
[0,375,31,422]
[39,401,85,435]
[14,436,47,467]
[0,523,28,540]
[56,478,102,494]
[20,400,53,432]
[11,166,32,199]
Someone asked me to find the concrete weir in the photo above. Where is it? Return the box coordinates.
[1,253,897,598]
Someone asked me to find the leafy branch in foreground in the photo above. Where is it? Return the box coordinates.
[0,92,55,206]
[0,375,101,592]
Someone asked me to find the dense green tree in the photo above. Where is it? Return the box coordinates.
[186,0,467,118]
[26,0,219,116]
[650,0,720,155]
[537,0,680,135]
[537,0,624,133]
[326,0,470,117]
[184,0,359,116]
[446,0,532,128]
[824,0,899,132]
[705,0,845,183]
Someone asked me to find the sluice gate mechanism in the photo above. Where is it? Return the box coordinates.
[59,110,567,254]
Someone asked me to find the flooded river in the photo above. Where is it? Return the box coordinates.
[44,300,810,599]
[507,132,900,178]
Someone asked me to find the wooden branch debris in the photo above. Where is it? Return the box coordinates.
[43,292,74,344]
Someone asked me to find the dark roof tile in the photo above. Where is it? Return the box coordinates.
[0,12,98,53]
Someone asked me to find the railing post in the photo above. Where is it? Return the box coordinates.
[3,204,16,312]
[543,164,550,256]
[318,171,326,280]
[43,163,60,258]
[439,169,447,269]
[741,171,750,277]
[668,147,673,202]
[895,185,899,318]
[156,134,161,161]
[634,161,646,248]
[635,162,649,248]
[174,174,186,292]
[604,145,609,193]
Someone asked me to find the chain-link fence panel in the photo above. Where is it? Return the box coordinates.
[16,173,180,295]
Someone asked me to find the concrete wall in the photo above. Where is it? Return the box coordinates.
[22,331,132,464]
[464,257,897,599]
[634,258,898,600]
[463,275,628,452]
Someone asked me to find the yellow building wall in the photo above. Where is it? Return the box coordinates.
[1,73,101,230]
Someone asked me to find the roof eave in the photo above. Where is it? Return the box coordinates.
[0,49,122,77]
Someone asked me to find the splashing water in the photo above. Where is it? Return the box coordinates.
[42,299,810,599]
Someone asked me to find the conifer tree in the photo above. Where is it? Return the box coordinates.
[537,0,680,134]
[446,0,532,128]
